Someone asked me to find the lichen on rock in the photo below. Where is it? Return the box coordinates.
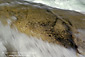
[0,0,85,55]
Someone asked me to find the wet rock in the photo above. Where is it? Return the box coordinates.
[0,0,85,55]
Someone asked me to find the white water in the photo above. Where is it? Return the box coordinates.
[0,21,84,57]
[25,0,85,13]
[0,0,85,57]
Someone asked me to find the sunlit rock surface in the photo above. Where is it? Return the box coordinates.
[0,0,85,57]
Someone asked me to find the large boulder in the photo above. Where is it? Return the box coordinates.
[0,0,85,55]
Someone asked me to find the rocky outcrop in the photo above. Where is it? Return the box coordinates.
[0,0,85,55]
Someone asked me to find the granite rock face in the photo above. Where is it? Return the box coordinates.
[0,0,85,55]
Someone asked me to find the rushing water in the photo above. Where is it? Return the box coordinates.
[25,0,85,13]
[0,22,84,57]
[0,0,85,57]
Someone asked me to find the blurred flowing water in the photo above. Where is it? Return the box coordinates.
[0,0,85,57]
[25,0,85,13]
[0,22,84,57]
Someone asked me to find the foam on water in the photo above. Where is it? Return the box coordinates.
[25,0,85,13]
[0,0,85,57]
[0,21,84,57]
